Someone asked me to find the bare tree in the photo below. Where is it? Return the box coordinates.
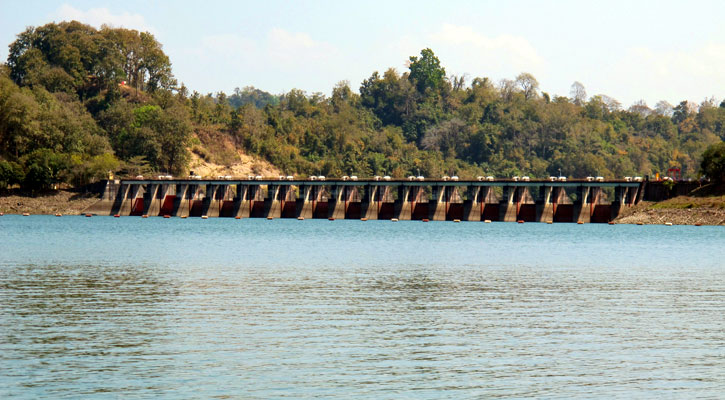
[515,72,539,100]
[498,79,516,101]
[471,77,492,89]
[569,81,587,105]
[629,100,651,117]
[421,118,467,157]
[700,96,718,109]
[654,100,674,117]
[599,95,621,112]
[449,73,468,91]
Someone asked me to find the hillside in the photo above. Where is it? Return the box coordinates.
[1,21,724,194]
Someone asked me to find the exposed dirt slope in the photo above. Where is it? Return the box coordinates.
[187,151,281,178]
[188,127,282,178]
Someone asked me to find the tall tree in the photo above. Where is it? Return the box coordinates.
[408,48,446,93]
[700,141,725,181]
[654,100,674,117]
[515,72,539,100]
[569,81,587,105]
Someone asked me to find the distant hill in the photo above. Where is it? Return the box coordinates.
[228,86,279,109]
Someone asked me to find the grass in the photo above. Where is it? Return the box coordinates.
[652,202,694,209]
[650,195,725,209]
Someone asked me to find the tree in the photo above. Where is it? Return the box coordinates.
[21,149,68,191]
[450,74,467,91]
[421,118,467,158]
[654,100,674,117]
[102,27,175,92]
[138,31,176,91]
[700,141,725,181]
[515,72,539,100]
[629,100,651,117]
[67,153,120,186]
[360,69,416,127]
[672,100,696,124]
[599,95,621,112]
[127,104,190,174]
[4,20,725,186]
[7,22,174,96]
[408,48,446,93]
[569,81,587,105]
[0,160,24,189]
[8,22,123,95]
[498,79,516,102]
[330,80,360,113]
[119,155,152,177]
[228,86,279,108]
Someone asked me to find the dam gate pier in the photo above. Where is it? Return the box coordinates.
[87,178,644,223]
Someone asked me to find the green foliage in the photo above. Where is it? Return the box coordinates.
[21,149,68,191]
[96,101,190,174]
[228,86,279,108]
[67,153,120,186]
[118,155,153,177]
[7,21,174,97]
[1,21,722,191]
[408,48,446,93]
[0,22,184,189]
[0,160,24,189]
[700,141,725,182]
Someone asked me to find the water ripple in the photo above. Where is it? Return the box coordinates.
[0,216,723,398]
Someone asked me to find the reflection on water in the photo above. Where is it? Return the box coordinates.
[0,216,724,398]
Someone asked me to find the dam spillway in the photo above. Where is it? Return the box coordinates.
[86,178,645,223]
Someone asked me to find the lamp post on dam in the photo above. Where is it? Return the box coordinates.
[86,177,645,223]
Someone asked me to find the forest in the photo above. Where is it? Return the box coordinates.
[1,21,724,191]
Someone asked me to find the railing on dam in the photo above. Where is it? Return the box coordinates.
[87,178,645,223]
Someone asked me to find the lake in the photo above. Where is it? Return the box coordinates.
[1,216,724,398]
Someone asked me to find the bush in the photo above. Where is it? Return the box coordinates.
[68,153,121,186]
[700,141,725,182]
[21,149,69,191]
[0,160,24,189]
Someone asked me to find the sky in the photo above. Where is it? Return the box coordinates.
[2,0,725,107]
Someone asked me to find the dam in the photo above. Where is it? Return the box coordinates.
[85,178,644,223]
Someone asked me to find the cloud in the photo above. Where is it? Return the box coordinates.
[178,28,343,94]
[199,34,256,56]
[183,24,544,97]
[432,24,544,71]
[268,28,338,64]
[608,43,725,105]
[389,24,545,80]
[53,4,153,32]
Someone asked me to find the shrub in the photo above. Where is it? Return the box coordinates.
[0,160,24,189]
[700,141,725,182]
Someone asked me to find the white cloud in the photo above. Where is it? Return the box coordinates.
[268,28,338,64]
[389,24,545,81]
[432,24,544,71]
[177,28,343,95]
[608,43,725,105]
[199,34,256,56]
[53,4,153,32]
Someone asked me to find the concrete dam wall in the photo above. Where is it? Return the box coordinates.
[85,178,645,223]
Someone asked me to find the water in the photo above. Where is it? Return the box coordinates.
[1,216,723,398]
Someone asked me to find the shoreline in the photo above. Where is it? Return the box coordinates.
[0,190,101,216]
[613,202,725,226]
[2,190,723,225]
